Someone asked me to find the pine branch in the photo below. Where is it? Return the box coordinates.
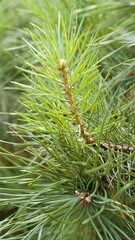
[58,58,94,144]
[1,6,135,239]
[58,59,134,153]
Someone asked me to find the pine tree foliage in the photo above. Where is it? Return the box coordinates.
[0,1,135,239]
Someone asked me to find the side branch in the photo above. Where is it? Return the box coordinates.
[100,142,134,153]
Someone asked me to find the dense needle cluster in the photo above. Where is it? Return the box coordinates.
[58,59,134,153]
